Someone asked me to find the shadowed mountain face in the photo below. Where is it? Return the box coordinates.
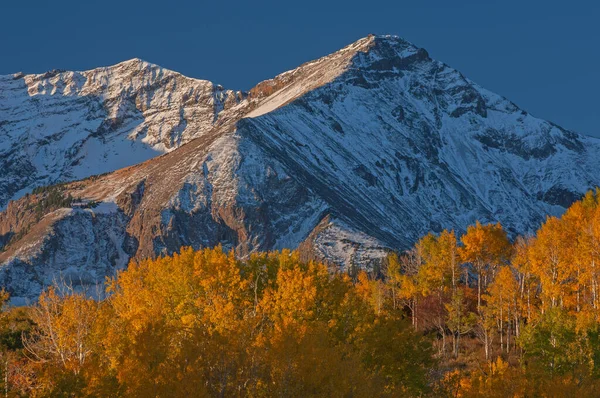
[1,35,599,302]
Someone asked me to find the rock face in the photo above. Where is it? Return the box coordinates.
[1,34,599,301]
[0,59,245,209]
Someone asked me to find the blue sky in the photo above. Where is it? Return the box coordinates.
[2,0,598,136]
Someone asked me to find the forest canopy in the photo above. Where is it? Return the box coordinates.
[3,190,600,396]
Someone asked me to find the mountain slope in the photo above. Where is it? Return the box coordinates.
[0,59,245,209]
[1,35,599,302]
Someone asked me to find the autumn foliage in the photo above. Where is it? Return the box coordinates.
[4,190,600,396]
[1,249,432,397]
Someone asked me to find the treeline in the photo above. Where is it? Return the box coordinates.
[3,190,600,396]
[0,249,433,397]
[29,184,74,214]
[27,184,99,218]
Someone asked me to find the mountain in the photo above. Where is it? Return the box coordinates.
[0,58,245,210]
[1,34,599,302]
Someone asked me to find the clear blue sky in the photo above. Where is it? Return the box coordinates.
[2,0,598,136]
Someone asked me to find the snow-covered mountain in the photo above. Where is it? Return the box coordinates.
[1,34,599,302]
[0,59,245,209]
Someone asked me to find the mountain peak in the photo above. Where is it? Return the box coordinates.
[119,57,146,64]
[244,34,428,117]
[354,34,429,68]
[96,57,159,73]
[2,34,600,301]
[110,57,168,70]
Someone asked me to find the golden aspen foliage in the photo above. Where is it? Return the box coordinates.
[20,287,99,396]
[10,246,434,397]
[12,189,600,397]
[459,222,512,305]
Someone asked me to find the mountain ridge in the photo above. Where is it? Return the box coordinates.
[0,35,598,302]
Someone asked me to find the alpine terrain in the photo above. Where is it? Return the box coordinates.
[1,34,599,302]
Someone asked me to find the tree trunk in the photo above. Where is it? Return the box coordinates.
[3,356,7,398]
[442,332,446,356]
[477,272,482,310]
[484,329,489,361]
